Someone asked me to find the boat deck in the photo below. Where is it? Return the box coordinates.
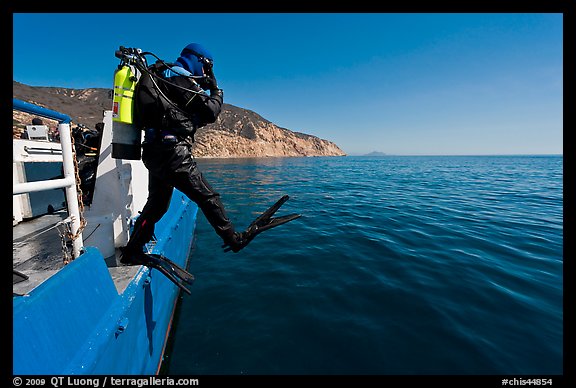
[13,210,139,296]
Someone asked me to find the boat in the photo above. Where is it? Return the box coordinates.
[12,98,198,374]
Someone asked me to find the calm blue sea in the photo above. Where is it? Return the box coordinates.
[164,155,563,375]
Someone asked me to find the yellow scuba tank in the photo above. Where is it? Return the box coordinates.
[112,65,135,123]
[111,64,142,160]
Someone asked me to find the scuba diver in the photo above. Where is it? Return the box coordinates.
[118,43,300,272]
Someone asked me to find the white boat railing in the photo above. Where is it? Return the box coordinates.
[13,98,84,260]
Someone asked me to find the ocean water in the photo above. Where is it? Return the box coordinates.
[164,155,563,375]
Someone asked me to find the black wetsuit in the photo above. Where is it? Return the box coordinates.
[123,64,236,256]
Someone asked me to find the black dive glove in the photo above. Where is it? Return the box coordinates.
[203,75,217,90]
[205,76,223,98]
[198,74,217,92]
[210,88,223,98]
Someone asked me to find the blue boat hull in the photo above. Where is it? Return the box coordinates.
[13,189,197,375]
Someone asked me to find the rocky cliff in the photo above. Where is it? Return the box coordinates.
[192,104,345,157]
[13,81,346,158]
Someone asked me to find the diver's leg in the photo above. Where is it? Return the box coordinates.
[171,161,245,252]
[121,172,174,263]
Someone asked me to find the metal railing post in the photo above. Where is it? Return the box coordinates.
[59,122,83,259]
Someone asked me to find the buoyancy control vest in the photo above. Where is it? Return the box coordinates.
[133,62,199,141]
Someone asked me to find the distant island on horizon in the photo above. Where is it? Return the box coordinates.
[362,151,388,157]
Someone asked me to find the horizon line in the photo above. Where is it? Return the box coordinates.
[345,153,563,157]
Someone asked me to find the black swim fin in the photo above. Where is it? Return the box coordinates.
[222,195,302,253]
[145,253,195,285]
[147,258,192,295]
[121,250,194,295]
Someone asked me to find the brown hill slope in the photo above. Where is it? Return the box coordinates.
[13,81,345,158]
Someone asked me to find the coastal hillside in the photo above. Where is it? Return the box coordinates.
[13,81,345,158]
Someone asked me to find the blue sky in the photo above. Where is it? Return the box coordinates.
[13,13,563,155]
